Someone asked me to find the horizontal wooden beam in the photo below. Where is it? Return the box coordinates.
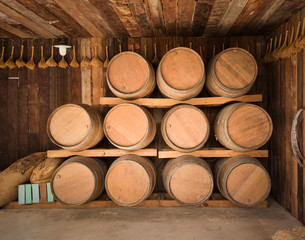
[0,21,34,38]
[47,148,158,158]
[158,148,269,158]
[0,1,56,38]
[100,94,263,108]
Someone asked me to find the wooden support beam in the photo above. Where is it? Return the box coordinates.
[228,0,267,35]
[146,0,165,34]
[191,1,214,36]
[158,148,269,158]
[108,1,142,37]
[54,0,105,37]
[161,0,178,35]
[177,0,195,35]
[215,0,249,36]
[0,20,34,38]
[204,0,231,36]
[100,94,263,108]
[0,0,64,37]
[47,148,158,158]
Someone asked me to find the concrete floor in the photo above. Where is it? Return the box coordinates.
[0,199,302,240]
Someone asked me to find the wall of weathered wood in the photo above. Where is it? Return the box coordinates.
[266,7,305,224]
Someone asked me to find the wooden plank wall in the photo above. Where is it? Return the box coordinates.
[266,7,305,224]
[0,36,266,176]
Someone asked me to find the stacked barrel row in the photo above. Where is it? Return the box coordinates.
[46,47,272,207]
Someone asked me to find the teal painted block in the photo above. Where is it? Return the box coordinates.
[46,183,54,202]
[32,184,39,204]
[25,184,32,204]
[18,185,25,205]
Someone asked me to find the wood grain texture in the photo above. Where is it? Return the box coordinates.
[204,0,231,36]
[37,0,91,38]
[191,1,213,36]
[108,1,142,37]
[100,94,263,108]
[214,0,249,36]
[159,148,268,158]
[0,20,34,38]
[0,2,56,38]
[54,0,105,37]
[162,0,177,35]
[145,0,164,34]
[177,0,195,35]
[229,0,267,35]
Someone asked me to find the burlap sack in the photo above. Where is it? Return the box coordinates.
[30,158,64,184]
[0,152,46,207]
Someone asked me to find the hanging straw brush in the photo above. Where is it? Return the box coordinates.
[89,46,103,67]
[275,30,288,60]
[46,43,58,67]
[26,45,36,70]
[16,42,26,68]
[80,45,90,67]
[295,18,305,50]
[151,42,159,68]
[262,43,270,63]
[5,41,16,69]
[58,54,68,68]
[280,28,294,59]
[0,43,6,68]
[271,33,282,61]
[70,45,79,68]
[289,22,301,55]
[38,45,48,69]
[104,45,109,68]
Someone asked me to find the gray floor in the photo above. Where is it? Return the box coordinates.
[0,199,302,240]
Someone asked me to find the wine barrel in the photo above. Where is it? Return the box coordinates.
[104,103,156,150]
[206,48,258,98]
[106,51,155,99]
[215,103,273,152]
[157,47,205,100]
[105,155,156,206]
[161,104,209,152]
[163,155,213,206]
[214,155,271,207]
[47,104,104,151]
[51,156,107,206]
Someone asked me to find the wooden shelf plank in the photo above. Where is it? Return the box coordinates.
[47,148,158,158]
[158,148,269,158]
[100,94,263,108]
[3,199,268,209]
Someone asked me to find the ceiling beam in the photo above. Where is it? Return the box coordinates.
[161,0,178,36]
[54,0,105,37]
[146,0,165,35]
[191,0,214,36]
[108,1,142,37]
[0,0,65,37]
[0,21,35,38]
[214,0,249,36]
[177,0,196,35]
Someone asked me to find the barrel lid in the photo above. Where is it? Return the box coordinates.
[160,47,204,90]
[104,104,149,148]
[52,162,95,205]
[106,160,149,205]
[170,163,212,204]
[227,163,270,206]
[215,48,257,89]
[165,105,209,149]
[48,105,91,147]
[227,104,272,149]
[107,52,149,94]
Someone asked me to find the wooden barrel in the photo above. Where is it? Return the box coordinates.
[214,155,271,207]
[161,104,209,152]
[47,104,104,151]
[105,155,156,206]
[162,155,213,206]
[106,51,155,99]
[104,103,156,150]
[206,48,258,98]
[215,103,272,152]
[157,47,205,100]
[51,156,107,206]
